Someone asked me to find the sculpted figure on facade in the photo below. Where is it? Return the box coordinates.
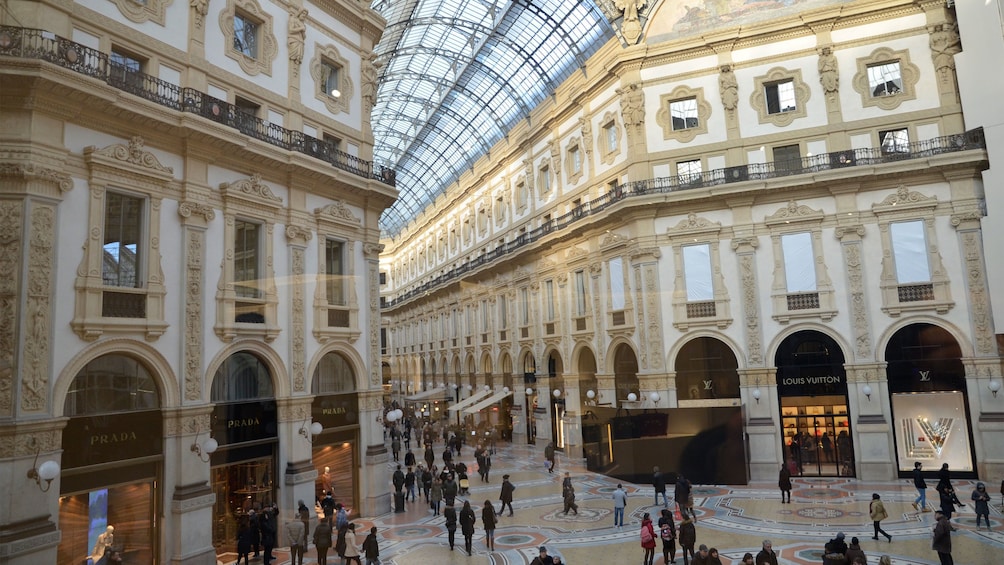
[818,47,839,95]
[361,53,381,114]
[190,0,209,28]
[617,82,645,127]
[579,117,593,155]
[615,0,646,44]
[288,7,308,67]
[719,65,738,111]
[930,23,961,77]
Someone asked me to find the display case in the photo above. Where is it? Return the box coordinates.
[781,402,852,476]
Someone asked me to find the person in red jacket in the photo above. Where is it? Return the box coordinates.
[640,512,657,565]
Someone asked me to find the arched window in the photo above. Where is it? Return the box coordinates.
[675,337,740,401]
[64,354,160,416]
[312,352,356,394]
[212,351,274,402]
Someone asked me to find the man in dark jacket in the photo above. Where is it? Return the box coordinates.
[755,539,779,565]
[404,449,416,467]
[653,466,668,507]
[932,510,953,565]
[392,464,405,493]
[404,466,416,502]
[362,526,380,565]
[424,444,436,469]
[444,503,458,550]
[675,475,693,519]
[312,517,333,565]
[260,508,276,565]
[499,474,515,516]
[824,531,848,556]
[443,474,459,506]
[913,461,928,511]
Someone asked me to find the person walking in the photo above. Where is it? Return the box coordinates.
[545,441,556,473]
[391,435,401,462]
[778,464,792,503]
[562,481,579,515]
[286,512,307,565]
[612,483,628,527]
[425,443,436,469]
[236,516,252,565]
[392,465,405,494]
[444,502,458,551]
[460,500,477,555]
[678,512,696,565]
[932,510,953,565]
[658,508,677,565]
[653,466,669,507]
[531,546,554,565]
[972,482,992,530]
[691,544,711,565]
[342,523,361,565]
[404,466,417,502]
[335,524,348,564]
[708,548,724,565]
[482,499,498,551]
[869,493,892,542]
[361,526,380,565]
[640,512,657,565]
[913,461,928,511]
[755,540,779,565]
[443,474,459,507]
[499,474,515,516]
[430,477,443,516]
[675,475,694,519]
[260,509,276,565]
[312,517,333,565]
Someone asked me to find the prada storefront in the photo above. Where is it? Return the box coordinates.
[310,352,360,514]
[775,330,853,478]
[209,352,279,555]
[57,354,162,565]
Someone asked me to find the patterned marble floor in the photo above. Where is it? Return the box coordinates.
[227,441,1001,564]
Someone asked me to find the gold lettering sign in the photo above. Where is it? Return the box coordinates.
[322,407,347,415]
[228,417,262,428]
[89,431,139,445]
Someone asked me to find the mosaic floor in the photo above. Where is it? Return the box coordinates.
[223,442,1001,564]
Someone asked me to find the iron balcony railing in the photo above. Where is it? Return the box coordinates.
[384,128,986,308]
[0,26,395,186]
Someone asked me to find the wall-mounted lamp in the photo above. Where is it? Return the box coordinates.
[26,440,60,492]
[989,379,1001,398]
[484,385,491,392]
[452,383,458,390]
[300,420,324,442]
[503,386,510,394]
[627,392,638,402]
[649,392,661,404]
[553,389,562,398]
[525,387,534,396]
[862,384,873,402]
[190,430,218,463]
[466,384,473,391]
[586,389,596,401]
[751,388,761,404]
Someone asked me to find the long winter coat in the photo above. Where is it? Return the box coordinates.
[678,517,696,549]
[460,504,477,536]
[482,505,497,532]
[640,518,657,550]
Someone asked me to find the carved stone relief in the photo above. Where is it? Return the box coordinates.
[22,204,55,412]
[0,200,22,416]
[291,247,306,392]
[184,229,205,401]
[836,227,872,360]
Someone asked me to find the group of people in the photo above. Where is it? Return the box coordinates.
[822,531,894,565]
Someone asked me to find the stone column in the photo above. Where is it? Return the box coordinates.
[562,374,583,460]
[164,407,217,565]
[278,397,317,520]
[846,363,894,480]
[740,368,780,481]
[359,390,390,517]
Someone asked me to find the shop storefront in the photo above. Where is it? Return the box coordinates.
[57,354,162,565]
[311,352,360,514]
[209,352,278,555]
[885,323,977,478]
[775,331,853,477]
[674,337,740,404]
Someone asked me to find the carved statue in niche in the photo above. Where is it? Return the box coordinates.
[818,47,839,95]
[719,65,738,111]
[287,7,308,67]
[190,0,208,27]
[929,23,961,77]
[361,53,381,114]
[579,117,593,155]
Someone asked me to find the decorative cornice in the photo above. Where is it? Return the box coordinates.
[667,213,721,236]
[86,136,174,176]
[314,201,362,226]
[219,173,283,207]
[0,162,73,192]
[363,242,384,256]
[285,224,313,244]
[764,200,824,226]
[177,201,216,222]
[834,224,866,240]
[872,186,937,212]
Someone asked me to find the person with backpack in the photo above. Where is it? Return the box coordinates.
[640,512,657,565]
[658,508,677,565]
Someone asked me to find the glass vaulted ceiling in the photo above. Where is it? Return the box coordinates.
[370,0,615,237]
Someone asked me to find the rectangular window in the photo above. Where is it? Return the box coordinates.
[571,146,582,173]
[109,48,145,90]
[453,309,459,338]
[539,165,550,194]
[103,192,144,288]
[765,80,796,114]
[682,244,713,301]
[325,239,345,306]
[545,280,556,321]
[481,300,489,332]
[609,257,625,310]
[233,12,259,58]
[323,133,342,153]
[773,144,802,171]
[234,220,261,299]
[670,98,699,130]
[677,159,702,183]
[322,61,341,97]
[520,287,529,325]
[604,122,618,152]
[891,220,930,283]
[880,128,910,154]
[575,270,587,316]
[234,96,260,117]
[868,62,902,96]
[498,294,508,329]
[781,232,816,292]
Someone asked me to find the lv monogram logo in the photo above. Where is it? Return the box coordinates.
[919,370,931,382]
[703,380,713,390]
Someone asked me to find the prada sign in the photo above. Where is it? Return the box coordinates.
[213,400,278,445]
[63,410,163,469]
[312,393,358,429]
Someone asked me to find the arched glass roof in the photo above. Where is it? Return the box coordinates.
[370,0,615,237]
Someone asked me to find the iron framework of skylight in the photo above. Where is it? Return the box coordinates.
[370,0,614,237]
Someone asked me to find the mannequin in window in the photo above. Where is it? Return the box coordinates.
[91,525,115,561]
[321,466,333,495]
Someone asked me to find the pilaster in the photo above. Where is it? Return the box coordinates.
[359,390,390,517]
[164,407,217,565]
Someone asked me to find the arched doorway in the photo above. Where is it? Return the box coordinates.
[577,348,598,405]
[775,331,852,477]
[209,351,279,553]
[547,350,565,450]
[613,343,639,404]
[311,351,361,514]
[58,354,163,564]
[885,323,976,477]
[675,337,740,403]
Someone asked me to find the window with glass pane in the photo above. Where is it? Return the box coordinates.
[110,49,143,75]
[545,280,556,321]
[575,270,587,316]
[212,351,274,401]
[605,122,618,151]
[765,80,796,114]
[64,354,159,416]
[520,287,529,325]
[670,98,699,130]
[322,61,341,97]
[781,232,817,292]
[773,144,801,171]
[498,294,508,329]
[481,300,489,331]
[609,257,625,310]
[677,159,702,183]
[539,165,550,194]
[880,128,909,154]
[325,239,345,305]
[683,244,713,301]
[891,220,930,283]
[312,352,356,394]
[234,12,259,58]
[234,220,260,298]
[868,61,902,96]
[571,146,582,173]
[103,192,143,288]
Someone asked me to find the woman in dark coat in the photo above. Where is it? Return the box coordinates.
[678,512,696,565]
[335,524,349,563]
[260,510,276,565]
[236,516,252,565]
[312,517,333,565]
[779,465,792,503]
[459,500,477,555]
[482,499,498,551]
